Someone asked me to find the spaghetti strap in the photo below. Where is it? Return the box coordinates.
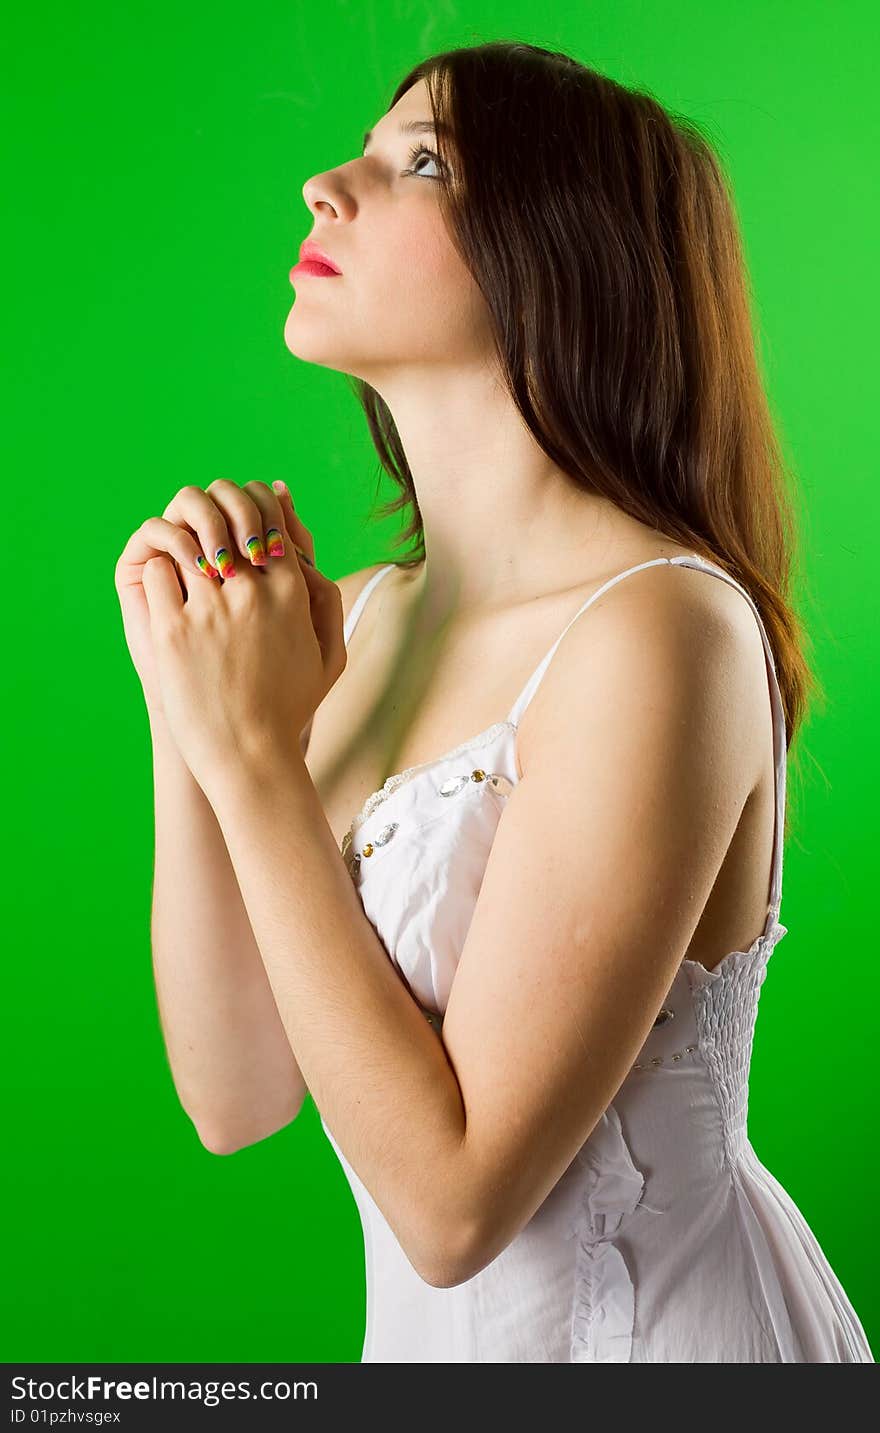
[343,563,397,647]
[504,553,787,933]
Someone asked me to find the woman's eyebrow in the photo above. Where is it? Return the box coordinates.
[361,119,448,157]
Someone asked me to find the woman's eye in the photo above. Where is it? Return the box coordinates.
[404,144,444,179]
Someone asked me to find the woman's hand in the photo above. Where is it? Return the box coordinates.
[135,478,345,796]
[115,478,336,727]
[115,478,293,717]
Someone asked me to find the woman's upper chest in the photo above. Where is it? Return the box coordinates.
[305,575,593,849]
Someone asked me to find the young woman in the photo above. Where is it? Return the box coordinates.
[115,41,874,1362]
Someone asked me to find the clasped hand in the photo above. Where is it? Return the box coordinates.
[140,478,346,798]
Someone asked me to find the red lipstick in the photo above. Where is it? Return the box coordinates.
[290,237,343,281]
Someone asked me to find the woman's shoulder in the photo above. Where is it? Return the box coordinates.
[335,561,399,621]
[518,550,771,796]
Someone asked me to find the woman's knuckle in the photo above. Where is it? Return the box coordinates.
[166,484,199,513]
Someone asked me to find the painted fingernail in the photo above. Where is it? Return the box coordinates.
[214,547,236,578]
[246,534,267,566]
[195,554,219,577]
[294,544,315,568]
[266,527,285,558]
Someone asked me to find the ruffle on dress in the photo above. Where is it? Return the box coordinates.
[570,1104,660,1363]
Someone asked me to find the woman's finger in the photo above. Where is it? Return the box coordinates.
[271,480,316,568]
[200,478,275,575]
[134,516,221,585]
[239,479,289,565]
[161,479,278,580]
[160,483,248,582]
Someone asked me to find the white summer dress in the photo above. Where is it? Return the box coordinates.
[317,553,874,1363]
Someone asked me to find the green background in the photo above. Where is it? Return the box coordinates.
[5,0,877,1362]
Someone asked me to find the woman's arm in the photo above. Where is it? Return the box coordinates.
[149,706,309,1153]
[205,751,471,1283]
[147,563,379,1154]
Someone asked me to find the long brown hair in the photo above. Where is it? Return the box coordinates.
[348,39,819,758]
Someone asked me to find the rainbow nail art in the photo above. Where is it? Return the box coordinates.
[214,547,236,579]
[246,534,267,566]
[294,545,315,568]
[195,554,219,577]
[266,527,285,558]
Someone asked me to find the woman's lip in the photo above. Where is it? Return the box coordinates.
[289,261,343,281]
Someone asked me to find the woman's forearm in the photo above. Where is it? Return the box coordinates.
[205,747,472,1286]
[148,710,308,1152]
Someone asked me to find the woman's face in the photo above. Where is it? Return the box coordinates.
[284,77,493,387]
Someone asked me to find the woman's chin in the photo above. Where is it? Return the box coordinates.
[283,315,377,380]
[283,312,339,367]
